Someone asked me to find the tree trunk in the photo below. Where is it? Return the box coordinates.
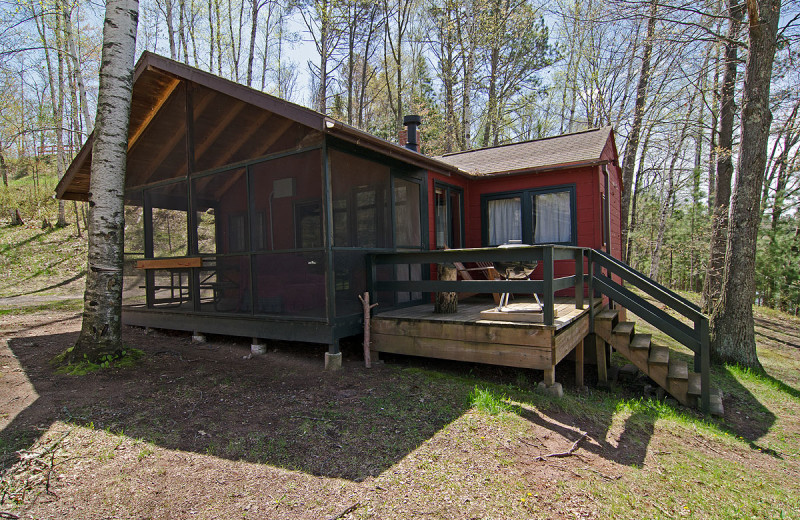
[625,123,653,264]
[208,0,214,71]
[246,0,259,86]
[69,0,139,364]
[702,0,743,313]
[620,0,657,262]
[0,142,8,187]
[34,0,68,227]
[179,0,189,63]
[165,0,177,59]
[64,6,94,133]
[709,0,781,370]
[435,263,458,313]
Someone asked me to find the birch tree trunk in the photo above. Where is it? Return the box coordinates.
[33,0,68,227]
[64,7,93,133]
[69,0,139,364]
[709,0,781,369]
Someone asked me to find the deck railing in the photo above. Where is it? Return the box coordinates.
[368,245,712,413]
[367,245,587,326]
[585,249,710,412]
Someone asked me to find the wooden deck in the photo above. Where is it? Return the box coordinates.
[371,297,601,385]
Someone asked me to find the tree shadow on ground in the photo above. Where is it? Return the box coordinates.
[1,323,788,484]
[1,327,473,482]
[6,270,87,297]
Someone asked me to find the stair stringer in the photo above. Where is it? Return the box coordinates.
[593,307,698,409]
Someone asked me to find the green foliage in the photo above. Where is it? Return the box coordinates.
[756,216,800,313]
[469,386,513,415]
[53,347,145,375]
[0,157,61,224]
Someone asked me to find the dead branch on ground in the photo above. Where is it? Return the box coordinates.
[534,433,587,461]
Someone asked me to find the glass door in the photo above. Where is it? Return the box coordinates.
[434,183,464,249]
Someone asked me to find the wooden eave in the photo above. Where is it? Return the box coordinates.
[57,52,466,200]
[322,119,464,177]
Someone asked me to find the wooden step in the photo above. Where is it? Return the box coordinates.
[667,360,689,380]
[667,359,690,405]
[630,334,651,351]
[647,345,669,385]
[613,321,634,337]
[688,373,701,396]
[611,322,635,351]
[597,309,619,321]
[648,345,669,365]
[594,308,619,341]
[626,333,651,366]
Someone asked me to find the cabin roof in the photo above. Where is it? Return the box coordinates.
[56,52,619,201]
[435,127,614,176]
[56,52,465,200]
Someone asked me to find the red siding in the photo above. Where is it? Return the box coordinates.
[467,167,600,250]
[424,131,623,287]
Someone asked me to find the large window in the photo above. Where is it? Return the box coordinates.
[146,181,189,257]
[483,186,576,246]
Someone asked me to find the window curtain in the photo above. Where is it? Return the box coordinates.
[488,197,521,245]
[534,191,571,243]
[435,189,447,248]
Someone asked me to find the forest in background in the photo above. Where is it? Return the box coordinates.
[1,0,799,315]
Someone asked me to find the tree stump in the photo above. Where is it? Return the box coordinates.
[435,263,458,314]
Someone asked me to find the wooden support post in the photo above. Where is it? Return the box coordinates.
[543,246,554,325]
[594,333,608,386]
[434,263,458,314]
[543,366,556,386]
[358,292,379,368]
[575,339,584,387]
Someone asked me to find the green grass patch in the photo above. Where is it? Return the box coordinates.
[470,386,515,415]
[0,298,82,316]
[53,347,145,375]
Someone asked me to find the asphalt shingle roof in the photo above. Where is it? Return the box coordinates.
[435,127,613,176]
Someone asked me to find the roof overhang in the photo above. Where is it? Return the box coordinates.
[56,52,464,200]
[468,159,610,179]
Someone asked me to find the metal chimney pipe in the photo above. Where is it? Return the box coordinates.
[403,115,422,152]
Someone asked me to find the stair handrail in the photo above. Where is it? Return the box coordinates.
[586,249,711,413]
[590,249,702,316]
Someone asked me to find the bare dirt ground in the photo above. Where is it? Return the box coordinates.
[0,310,612,519]
[1,307,799,519]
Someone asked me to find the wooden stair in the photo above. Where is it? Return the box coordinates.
[594,307,723,415]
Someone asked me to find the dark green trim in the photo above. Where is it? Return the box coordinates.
[433,181,465,249]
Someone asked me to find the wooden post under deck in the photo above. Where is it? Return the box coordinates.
[543,366,556,386]
[575,338,584,387]
[593,333,608,385]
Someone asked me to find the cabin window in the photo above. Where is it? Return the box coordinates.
[486,197,522,246]
[249,150,323,251]
[533,191,572,244]
[295,201,323,248]
[483,186,576,246]
[394,177,422,248]
[329,148,391,248]
[146,181,189,257]
[434,183,463,249]
[192,167,248,254]
[123,194,146,307]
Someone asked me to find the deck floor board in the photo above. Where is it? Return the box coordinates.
[374,297,600,332]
